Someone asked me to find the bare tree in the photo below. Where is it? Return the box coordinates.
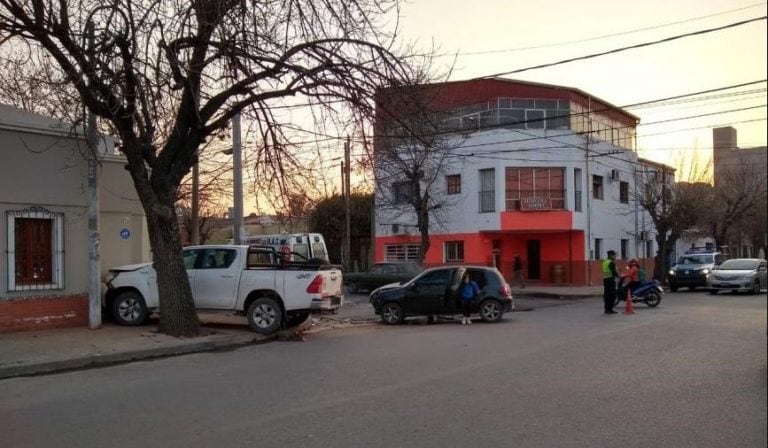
[0,0,415,336]
[373,81,466,263]
[637,171,703,282]
[705,161,767,252]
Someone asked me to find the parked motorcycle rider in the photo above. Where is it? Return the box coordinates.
[619,258,641,300]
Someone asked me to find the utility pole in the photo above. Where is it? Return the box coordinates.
[232,113,243,245]
[191,163,200,245]
[661,169,667,283]
[85,20,101,329]
[585,97,593,286]
[344,136,351,271]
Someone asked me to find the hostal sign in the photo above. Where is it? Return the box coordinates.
[521,197,551,211]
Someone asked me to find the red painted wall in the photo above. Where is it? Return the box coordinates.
[375,231,656,286]
[500,211,572,231]
[0,294,88,333]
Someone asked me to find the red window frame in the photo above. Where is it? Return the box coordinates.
[15,218,54,284]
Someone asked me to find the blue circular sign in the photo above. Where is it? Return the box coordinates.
[120,228,131,240]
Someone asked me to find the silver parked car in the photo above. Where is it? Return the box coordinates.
[707,258,767,294]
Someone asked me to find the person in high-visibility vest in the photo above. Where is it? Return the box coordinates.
[602,250,620,314]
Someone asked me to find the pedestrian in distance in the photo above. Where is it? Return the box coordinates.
[602,250,620,314]
[513,254,525,288]
[459,271,480,325]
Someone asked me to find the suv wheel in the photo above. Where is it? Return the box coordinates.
[669,284,678,292]
[380,302,404,325]
[479,299,503,322]
[247,297,283,334]
[111,291,149,326]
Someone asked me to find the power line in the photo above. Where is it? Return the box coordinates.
[436,2,767,57]
[479,16,767,79]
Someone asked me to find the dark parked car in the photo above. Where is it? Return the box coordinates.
[369,265,513,324]
[345,262,423,293]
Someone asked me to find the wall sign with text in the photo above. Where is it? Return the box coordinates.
[520,197,552,211]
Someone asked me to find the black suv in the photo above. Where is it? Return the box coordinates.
[369,266,514,324]
[668,250,727,292]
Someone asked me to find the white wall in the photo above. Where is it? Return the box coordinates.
[375,127,657,260]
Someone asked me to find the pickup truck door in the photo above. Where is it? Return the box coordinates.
[191,248,240,309]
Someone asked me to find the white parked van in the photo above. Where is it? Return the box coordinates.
[241,233,329,262]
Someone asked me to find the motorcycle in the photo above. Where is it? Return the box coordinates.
[615,279,663,308]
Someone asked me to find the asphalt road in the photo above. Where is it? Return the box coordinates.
[2,291,765,448]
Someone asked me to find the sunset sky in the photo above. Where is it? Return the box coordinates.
[396,0,767,181]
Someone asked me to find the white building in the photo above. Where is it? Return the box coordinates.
[373,78,673,285]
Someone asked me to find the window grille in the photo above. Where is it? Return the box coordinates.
[6,206,65,291]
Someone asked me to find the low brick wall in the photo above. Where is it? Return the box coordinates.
[0,294,88,333]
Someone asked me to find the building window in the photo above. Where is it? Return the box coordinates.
[445,241,465,262]
[619,181,629,204]
[574,168,583,212]
[526,110,545,129]
[621,239,629,259]
[479,168,495,212]
[384,244,421,262]
[505,167,566,211]
[6,206,64,291]
[446,174,461,195]
[392,181,415,204]
[594,238,602,260]
[592,175,604,200]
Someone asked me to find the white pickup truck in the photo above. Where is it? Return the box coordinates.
[103,245,343,334]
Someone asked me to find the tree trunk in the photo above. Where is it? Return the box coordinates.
[145,205,201,337]
[416,195,430,264]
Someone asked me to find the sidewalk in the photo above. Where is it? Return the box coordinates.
[0,285,602,380]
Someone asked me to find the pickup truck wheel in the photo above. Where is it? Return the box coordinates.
[112,291,149,326]
[346,282,359,294]
[479,299,503,322]
[285,311,310,327]
[380,302,404,325]
[247,297,283,334]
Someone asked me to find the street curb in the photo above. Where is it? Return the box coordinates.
[0,333,274,380]
[514,292,602,300]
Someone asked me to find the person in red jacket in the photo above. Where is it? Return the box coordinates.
[620,258,641,298]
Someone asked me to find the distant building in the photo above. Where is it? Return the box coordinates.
[373,78,673,285]
[712,126,767,187]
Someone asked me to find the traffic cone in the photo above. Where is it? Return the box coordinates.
[623,288,635,315]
